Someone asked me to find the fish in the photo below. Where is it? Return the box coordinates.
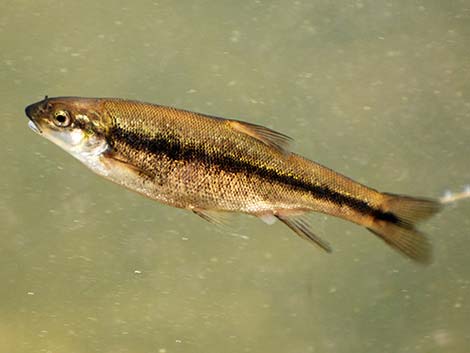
[25,96,442,263]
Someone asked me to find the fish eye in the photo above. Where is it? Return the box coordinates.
[53,111,71,127]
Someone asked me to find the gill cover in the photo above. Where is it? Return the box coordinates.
[25,96,110,158]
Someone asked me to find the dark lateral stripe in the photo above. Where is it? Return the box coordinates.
[110,126,399,223]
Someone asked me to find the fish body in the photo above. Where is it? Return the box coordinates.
[25,97,441,263]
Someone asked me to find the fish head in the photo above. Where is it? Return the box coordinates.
[25,96,110,158]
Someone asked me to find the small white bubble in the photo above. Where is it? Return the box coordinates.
[386,50,401,57]
[442,190,453,201]
[264,252,272,259]
[230,30,241,43]
[433,329,452,346]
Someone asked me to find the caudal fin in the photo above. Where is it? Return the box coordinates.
[368,193,442,264]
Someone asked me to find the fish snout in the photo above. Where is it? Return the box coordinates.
[25,103,36,119]
[25,102,43,133]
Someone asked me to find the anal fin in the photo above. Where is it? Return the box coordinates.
[193,208,228,225]
[276,214,332,253]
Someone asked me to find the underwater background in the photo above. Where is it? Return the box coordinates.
[1,1,469,352]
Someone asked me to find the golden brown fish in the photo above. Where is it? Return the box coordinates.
[25,96,441,263]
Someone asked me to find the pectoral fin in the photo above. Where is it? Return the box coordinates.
[228,120,292,154]
[102,151,154,179]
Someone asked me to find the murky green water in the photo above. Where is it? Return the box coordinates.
[1,1,470,352]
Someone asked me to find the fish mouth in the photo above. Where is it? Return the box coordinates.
[28,120,42,134]
[25,103,43,133]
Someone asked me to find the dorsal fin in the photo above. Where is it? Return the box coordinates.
[228,120,292,154]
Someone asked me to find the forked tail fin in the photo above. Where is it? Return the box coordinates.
[368,193,442,264]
